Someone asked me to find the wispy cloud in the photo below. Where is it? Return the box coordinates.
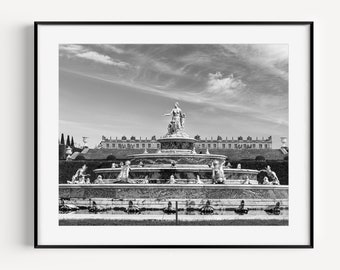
[60,44,130,68]
[77,51,130,68]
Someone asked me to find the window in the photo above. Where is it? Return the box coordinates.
[253,144,256,148]
[136,143,139,148]
[265,144,268,149]
[112,143,115,148]
[259,144,262,149]
[202,144,205,148]
[234,144,238,148]
[208,144,211,148]
[106,143,109,148]
[243,144,246,148]
[118,143,121,148]
[228,144,231,149]
[148,144,151,148]
[222,144,226,149]
[213,144,217,148]
[142,143,145,148]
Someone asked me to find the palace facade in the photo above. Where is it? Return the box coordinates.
[99,135,272,150]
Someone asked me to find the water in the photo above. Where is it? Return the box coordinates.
[61,209,288,216]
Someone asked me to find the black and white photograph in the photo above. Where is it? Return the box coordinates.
[58,43,289,226]
[33,22,313,247]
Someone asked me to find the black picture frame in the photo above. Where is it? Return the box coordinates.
[34,21,314,249]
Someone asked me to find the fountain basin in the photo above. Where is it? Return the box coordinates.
[93,167,259,184]
[59,184,288,210]
[60,184,287,199]
[129,152,227,165]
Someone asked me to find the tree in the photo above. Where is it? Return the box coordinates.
[151,135,156,140]
[130,136,136,140]
[122,136,127,140]
[255,155,266,161]
[75,155,85,160]
[106,155,116,160]
[194,135,201,140]
[66,135,71,146]
[217,135,222,140]
[71,136,74,147]
[60,133,65,145]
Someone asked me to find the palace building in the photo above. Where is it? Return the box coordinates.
[99,135,272,150]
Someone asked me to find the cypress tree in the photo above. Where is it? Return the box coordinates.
[71,136,74,147]
[60,133,65,145]
[66,135,70,146]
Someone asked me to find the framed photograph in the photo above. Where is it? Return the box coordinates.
[35,21,313,248]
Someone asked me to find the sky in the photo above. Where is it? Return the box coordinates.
[59,44,288,148]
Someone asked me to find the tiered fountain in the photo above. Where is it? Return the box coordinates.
[94,102,258,184]
[59,103,288,211]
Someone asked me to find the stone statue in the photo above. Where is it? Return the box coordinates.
[196,175,203,184]
[265,165,280,185]
[163,102,185,135]
[260,165,280,185]
[262,176,272,185]
[117,160,131,182]
[243,176,251,185]
[68,164,89,184]
[169,175,176,184]
[94,175,104,184]
[140,175,149,184]
[180,113,186,129]
[212,160,226,184]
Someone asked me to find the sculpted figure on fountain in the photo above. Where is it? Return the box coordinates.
[117,160,131,182]
[212,160,226,184]
[163,102,188,137]
[68,164,89,184]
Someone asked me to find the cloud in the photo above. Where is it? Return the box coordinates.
[220,44,288,81]
[76,51,130,68]
[60,44,130,68]
[206,72,246,95]
[59,44,83,53]
[103,45,125,54]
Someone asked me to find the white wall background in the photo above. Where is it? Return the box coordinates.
[0,0,338,269]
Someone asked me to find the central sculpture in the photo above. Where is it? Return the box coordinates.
[162,102,189,139]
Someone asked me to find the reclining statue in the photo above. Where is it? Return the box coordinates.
[68,164,90,184]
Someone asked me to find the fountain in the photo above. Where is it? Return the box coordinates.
[59,103,288,215]
[93,102,259,184]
